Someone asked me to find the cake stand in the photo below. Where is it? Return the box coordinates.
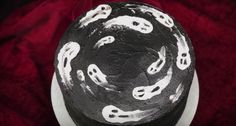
[51,71,199,126]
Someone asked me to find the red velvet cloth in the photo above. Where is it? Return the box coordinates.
[0,0,235,126]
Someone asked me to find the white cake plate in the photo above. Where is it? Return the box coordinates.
[51,71,199,126]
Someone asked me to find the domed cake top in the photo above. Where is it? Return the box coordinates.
[54,2,195,125]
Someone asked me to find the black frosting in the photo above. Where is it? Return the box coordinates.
[54,2,195,126]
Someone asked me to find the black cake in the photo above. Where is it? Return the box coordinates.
[54,2,195,126]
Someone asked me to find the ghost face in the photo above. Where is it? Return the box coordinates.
[94,36,115,49]
[87,64,108,85]
[173,32,191,70]
[104,15,153,34]
[87,64,117,91]
[77,70,85,81]
[125,4,174,28]
[154,12,174,28]
[79,4,112,27]
[102,105,157,123]
[147,46,166,75]
[133,66,173,100]
[76,69,95,95]
[57,42,80,89]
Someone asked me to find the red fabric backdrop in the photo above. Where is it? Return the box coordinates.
[0,0,235,126]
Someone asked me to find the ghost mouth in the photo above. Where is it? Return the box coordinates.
[151,86,160,93]
[95,76,102,83]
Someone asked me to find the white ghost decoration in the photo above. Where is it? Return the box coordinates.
[147,46,166,75]
[125,4,191,70]
[102,105,157,123]
[174,30,191,70]
[94,36,115,48]
[57,42,80,89]
[87,64,117,91]
[104,15,153,34]
[125,4,174,28]
[77,70,85,81]
[77,70,94,95]
[79,4,112,28]
[133,66,173,100]
[169,83,184,103]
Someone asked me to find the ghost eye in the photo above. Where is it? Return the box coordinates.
[132,21,139,26]
[101,7,105,10]
[65,48,69,51]
[109,114,115,118]
[160,15,164,19]
[141,27,147,30]
[111,109,118,113]
[89,71,93,75]
[146,12,152,16]
[93,69,97,73]
[144,23,150,27]
[137,89,144,92]
[64,58,68,67]
[182,53,187,57]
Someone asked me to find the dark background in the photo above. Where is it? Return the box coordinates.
[0,0,235,126]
